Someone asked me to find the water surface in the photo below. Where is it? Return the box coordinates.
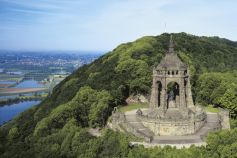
[0,81,16,85]
[15,80,44,88]
[0,100,40,125]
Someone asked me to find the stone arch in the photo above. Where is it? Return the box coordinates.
[184,77,188,99]
[166,82,180,109]
[157,81,162,107]
[184,70,187,75]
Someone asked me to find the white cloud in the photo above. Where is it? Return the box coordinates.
[0,0,236,51]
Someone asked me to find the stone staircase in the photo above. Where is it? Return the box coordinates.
[196,112,220,139]
[122,110,221,144]
[124,112,154,142]
[206,112,220,128]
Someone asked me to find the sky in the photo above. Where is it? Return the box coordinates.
[0,0,237,52]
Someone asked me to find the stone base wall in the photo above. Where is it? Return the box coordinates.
[159,122,194,135]
[138,115,206,136]
[108,107,227,142]
[219,108,230,129]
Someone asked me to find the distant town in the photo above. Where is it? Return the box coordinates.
[0,51,102,105]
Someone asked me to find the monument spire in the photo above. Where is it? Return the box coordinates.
[168,35,175,53]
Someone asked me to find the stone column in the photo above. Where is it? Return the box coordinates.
[179,77,186,109]
[161,78,167,113]
[149,76,158,109]
[186,71,194,107]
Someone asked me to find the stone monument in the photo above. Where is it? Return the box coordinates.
[139,35,206,136]
[109,35,229,145]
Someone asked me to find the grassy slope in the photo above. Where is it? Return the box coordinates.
[119,103,148,112]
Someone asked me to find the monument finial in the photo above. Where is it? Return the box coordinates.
[168,35,175,53]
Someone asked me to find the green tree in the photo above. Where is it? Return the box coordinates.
[7,127,19,141]
[219,85,237,117]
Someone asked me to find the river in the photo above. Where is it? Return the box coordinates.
[0,100,41,125]
[0,80,44,125]
[15,80,45,88]
[0,80,45,100]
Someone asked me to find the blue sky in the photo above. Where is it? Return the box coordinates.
[0,0,236,51]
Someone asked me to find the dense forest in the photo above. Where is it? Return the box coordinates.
[1,33,237,158]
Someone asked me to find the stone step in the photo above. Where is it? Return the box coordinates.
[206,113,219,122]
[123,110,221,144]
[206,118,219,122]
[206,122,220,127]
[195,117,221,139]
[196,126,211,139]
[137,128,154,137]
[206,113,220,129]
[128,122,146,129]
[125,114,154,139]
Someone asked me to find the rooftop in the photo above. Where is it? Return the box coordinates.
[157,36,187,70]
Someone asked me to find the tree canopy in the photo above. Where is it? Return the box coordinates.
[1,33,237,157]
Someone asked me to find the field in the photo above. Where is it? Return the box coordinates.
[0,88,48,95]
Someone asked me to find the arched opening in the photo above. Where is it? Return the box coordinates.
[184,70,187,75]
[176,71,178,75]
[157,81,162,107]
[168,71,170,75]
[184,78,188,99]
[172,71,174,75]
[167,82,179,108]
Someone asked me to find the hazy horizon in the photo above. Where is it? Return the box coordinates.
[0,49,106,55]
[1,0,237,52]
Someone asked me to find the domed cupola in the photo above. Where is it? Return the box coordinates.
[156,35,187,71]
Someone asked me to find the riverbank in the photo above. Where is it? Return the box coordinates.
[0,95,46,107]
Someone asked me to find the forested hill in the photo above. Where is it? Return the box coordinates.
[1,33,237,158]
[38,32,237,120]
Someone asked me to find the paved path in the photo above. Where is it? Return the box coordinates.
[152,135,202,144]
[130,141,207,149]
